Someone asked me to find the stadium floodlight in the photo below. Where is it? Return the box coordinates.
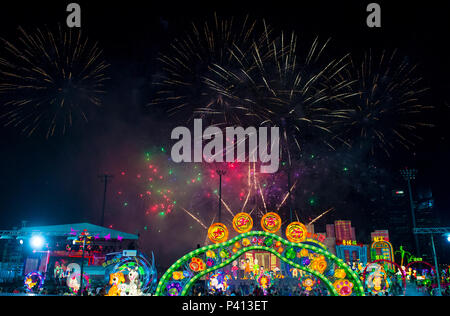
[30,235,45,249]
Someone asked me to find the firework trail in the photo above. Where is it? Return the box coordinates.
[308,207,335,225]
[332,49,434,156]
[0,25,109,138]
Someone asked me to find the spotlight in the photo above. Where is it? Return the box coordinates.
[30,235,45,249]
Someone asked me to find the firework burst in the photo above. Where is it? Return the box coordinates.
[0,25,109,138]
[332,49,434,156]
[150,13,271,127]
[207,24,356,164]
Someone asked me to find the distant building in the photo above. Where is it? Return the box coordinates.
[389,185,437,261]
[334,220,353,241]
[325,220,367,265]
[371,230,390,242]
[326,224,335,239]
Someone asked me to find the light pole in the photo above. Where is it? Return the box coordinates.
[99,174,114,227]
[430,234,441,296]
[76,231,91,296]
[414,227,450,297]
[400,168,420,256]
[286,167,293,223]
[78,234,86,296]
[216,169,226,223]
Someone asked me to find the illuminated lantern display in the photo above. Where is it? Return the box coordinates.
[208,272,229,293]
[242,238,251,247]
[366,264,390,295]
[107,272,126,296]
[257,273,272,295]
[207,258,216,267]
[219,249,230,259]
[232,213,253,234]
[334,269,347,279]
[301,257,311,266]
[172,272,185,280]
[310,256,327,274]
[285,248,296,260]
[261,212,282,233]
[24,271,45,292]
[370,237,394,269]
[189,258,206,272]
[67,273,91,294]
[285,222,307,243]
[333,279,354,296]
[300,249,309,257]
[302,278,315,291]
[208,223,229,243]
[167,282,182,296]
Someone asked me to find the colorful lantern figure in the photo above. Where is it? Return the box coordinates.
[252,236,264,245]
[231,261,239,280]
[110,253,157,293]
[285,248,296,260]
[232,213,253,234]
[54,262,64,279]
[310,256,328,274]
[242,238,251,247]
[65,263,81,279]
[65,263,89,294]
[261,212,282,233]
[302,278,315,291]
[67,273,91,294]
[366,265,390,295]
[208,223,229,243]
[208,272,229,294]
[258,273,272,295]
[253,259,260,278]
[333,279,354,296]
[189,258,206,272]
[172,271,185,280]
[300,249,309,257]
[206,250,216,258]
[107,272,126,296]
[219,249,230,259]
[167,282,182,296]
[334,269,346,279]
[24,271,44,293]
[290,268,300,278]
[285,222,307,243]
[206,258,216,267]
[264,238,273,247]
[301,257,311,266]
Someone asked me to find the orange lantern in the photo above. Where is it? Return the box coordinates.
[208,223,229,243]
[232,213,253,234]
[286,222,307,243]
[261,212,282,233]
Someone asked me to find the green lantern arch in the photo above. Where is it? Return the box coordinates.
[155,231,365,296]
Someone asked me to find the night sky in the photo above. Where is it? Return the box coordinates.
[1,1,450,267]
